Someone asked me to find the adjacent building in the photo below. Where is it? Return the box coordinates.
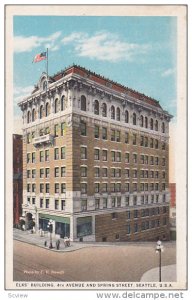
[13,134,23,226]
[18,65,172,242]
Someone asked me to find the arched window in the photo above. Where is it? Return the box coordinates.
[27,111,31,123]
[102,103,107,117]
[43,80,47,91]
[40,105,43,119]
[45,102,50,117]
[162,122,165,133]
[94,100,99,115]
[111,105,115,119]
[61,96,65,111]
[155,120,158,131]
[145,117,148,128]
[133,112,137,125]
[81,95,86,111]
[55,98,59,114]
[32,109,36,122]
[125,110,129,123]
[150,118,154,130]
[116,107,121,121]
[140,115,144,127]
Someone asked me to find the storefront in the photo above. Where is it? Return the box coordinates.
[39,213,70,237]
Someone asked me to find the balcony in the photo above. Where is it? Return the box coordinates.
[33,134,54,147]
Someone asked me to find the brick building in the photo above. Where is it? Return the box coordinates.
[13,134,23,226]
[18,65,172,241]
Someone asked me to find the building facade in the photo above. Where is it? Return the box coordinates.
[13,134,23,226]
[18,65,172,241]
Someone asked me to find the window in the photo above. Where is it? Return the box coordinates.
[94,100,99,115]
[61,147,66,159]
[31,184,36,193]
[151,195,154,203]
[111,184,115,193]
[81,95,86,111]
[94,125,100,138]
[61,166,66,177]
[155,120,158,131]
[40,151,44,162]
[140,115,144,127]
[162,122,165,133]
[27,111,31,123]
[150,118,154,130]
[155,183,159,191]
[125,169,130,178]
[55,200,59,210]
[54,148,59,160]
[133,154,137,163]
[116,107,121,121]
[55,167,59,177]
[155,171,159,178]
[116,169,121,178]
[94,167,100,178]
[32,109,36,122]
[103,198,108,208]
[125,183,130,192]
[45,168,50,178]
[95,198,100,210]
[80,121,87,136]
[39,129,44,136]
[111,151,115,162]
[94,149,100,160]
[81,167,87,177]
[111,197,116,207]
[145,155,148,164]
[145,183,148,191]
[163,206,167,214]
[40,105,43,119]
[55,98,59,113]
[45,183,50,194]
[133,169,137,178]
[27,170,31,178]
[102,127,107,140]
[162,171,166,179]
[103,183,108,193]
[81,199,87,211]
[40,183,44,193]
[125,110,129,123]
[150,183,154,191]
[40,198,43,208]
[111,129,115,141]
[27,153,30,163]
[162,183,166,191]
[55,183,59,194]
[45,149,49,161]
[127,224,131,234]
[61,122,66,136]
[102,103,107,117]
[144,137,148,147]
[102,150,107,161]
[162,142,166,150]
[81,147,87,159]
[117,197,121,207]
[61,200,65,210]
[54,124,59,137]
[102,168,108,177]
[140,183,144,192]
[81,183,87,194]
[116,183,121,192]
[45,127,50,135]
[150,156,154,165]
[155,139,159,149]
[133,183,137,192]
[162,158,166,166]
[32,152,35,163]
[140,136,144,146]
[133,113,137,125]
[125,132,129,144]
[141,155,144,164]
[27,184,31,192]
[150,138,154,148]
[125,153,129,163]
[133,133,137,145]
[111,168,115,178]
[145,117,148,128]
[155,157,159,165]
[116,130,121,142]
[61,96,65,111]
[95,183,100,193]
[150,171,154,178]
[134,209,138,218]
[125,197,130,206]
[61,183,66,194]
[134,223,138,233]
[46,198,49,208]
[111,106,115,119]
[45,102,50,116]
[32,169,36,178]
[116,152,121,162]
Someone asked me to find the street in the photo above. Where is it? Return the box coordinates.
[13,240,176,282]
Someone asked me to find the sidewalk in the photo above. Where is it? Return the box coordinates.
[140,264,176,282]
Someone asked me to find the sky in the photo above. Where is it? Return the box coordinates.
[13,16,177,129]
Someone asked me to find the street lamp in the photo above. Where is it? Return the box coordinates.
[47,219,53,249]
[32,205,37,233]
[155,240,164,282]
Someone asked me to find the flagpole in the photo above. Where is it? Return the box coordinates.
[46,48,49,89]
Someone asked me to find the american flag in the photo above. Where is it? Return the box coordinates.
[33,52,47,63]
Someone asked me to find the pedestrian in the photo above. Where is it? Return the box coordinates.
[56,239,60,250]
[44,240,47,247]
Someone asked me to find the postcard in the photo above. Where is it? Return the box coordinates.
[5,4,187,293]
